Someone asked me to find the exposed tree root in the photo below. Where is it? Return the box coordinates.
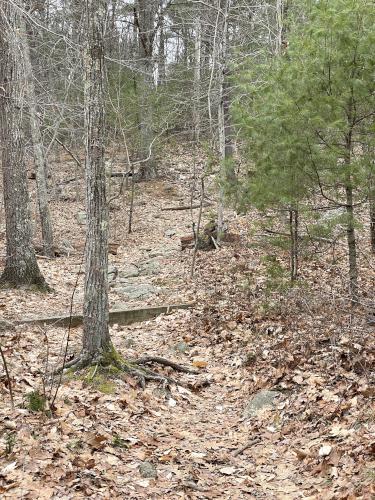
[58,350,197,389]
[133,356,200,374]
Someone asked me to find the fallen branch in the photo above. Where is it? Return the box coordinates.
[35,254,55,260]
[233,437,261,457]
[260,229,340,245]
[211,236,220,250]
[110,171,132,178]
[162,202,212,211]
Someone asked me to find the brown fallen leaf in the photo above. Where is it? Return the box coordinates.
[72,455,96,469]
[85,432,108,450]
[294,448,310,460]
[192,359,208,369]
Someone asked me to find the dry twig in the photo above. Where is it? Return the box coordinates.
[0,344,15,410]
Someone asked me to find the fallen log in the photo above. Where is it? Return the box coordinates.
[18,303,194,328]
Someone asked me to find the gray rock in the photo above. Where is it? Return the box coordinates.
[149,247,174,258]
[118,264,139,280]
[76,211,87,225]
[138,461,157,479]
[164,229,176,237]
[0,320,15,332]
[124,338,136,348]
[244,390,280,418]
[139,258,161,276]
[173,341,189,354]
[114,283,158,300]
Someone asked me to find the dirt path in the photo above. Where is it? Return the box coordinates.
[108,312,308,499]
[1,158,374,498]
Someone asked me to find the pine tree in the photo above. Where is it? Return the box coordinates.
[236,0,375,298]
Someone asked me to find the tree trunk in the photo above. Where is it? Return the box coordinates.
[217,0,232,244]
[193,17,201,142]
[369,180,375,253]
[0,1,48,289]
[345,183,358,302]
[136,0,156,179]
[82,0,112,360]
[289,208,298,281]
[275,0,283,54]
[20,9,55,257]
[69,0,83,43]
[157,2,166,86]
[344,99,358,303]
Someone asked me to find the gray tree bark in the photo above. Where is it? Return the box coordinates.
[193,16,201,142]
[82,0,112,359]
[20,7,55,257]
[157,0,166,86]
[0,0,48,289]
[369,183,375,254]
[217,0,232,244]
[345,181,358,302]
[275,0,283,54]
[289,208,298,281]
[135,0,157,179]
[344,98,358,303]
[368,153,375,254]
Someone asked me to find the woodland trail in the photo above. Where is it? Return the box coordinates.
[0,155,374,498]
[106,310,309,499]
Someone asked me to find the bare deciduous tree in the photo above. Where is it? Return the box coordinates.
[0,0,48,289]
[20,4,55,257]
[81,0,112,362]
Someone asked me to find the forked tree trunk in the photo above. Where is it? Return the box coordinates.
[20,9,54,257]
[82,0,112,360]
[0,1,48,289]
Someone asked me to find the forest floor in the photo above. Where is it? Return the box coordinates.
[0,146,374,499]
